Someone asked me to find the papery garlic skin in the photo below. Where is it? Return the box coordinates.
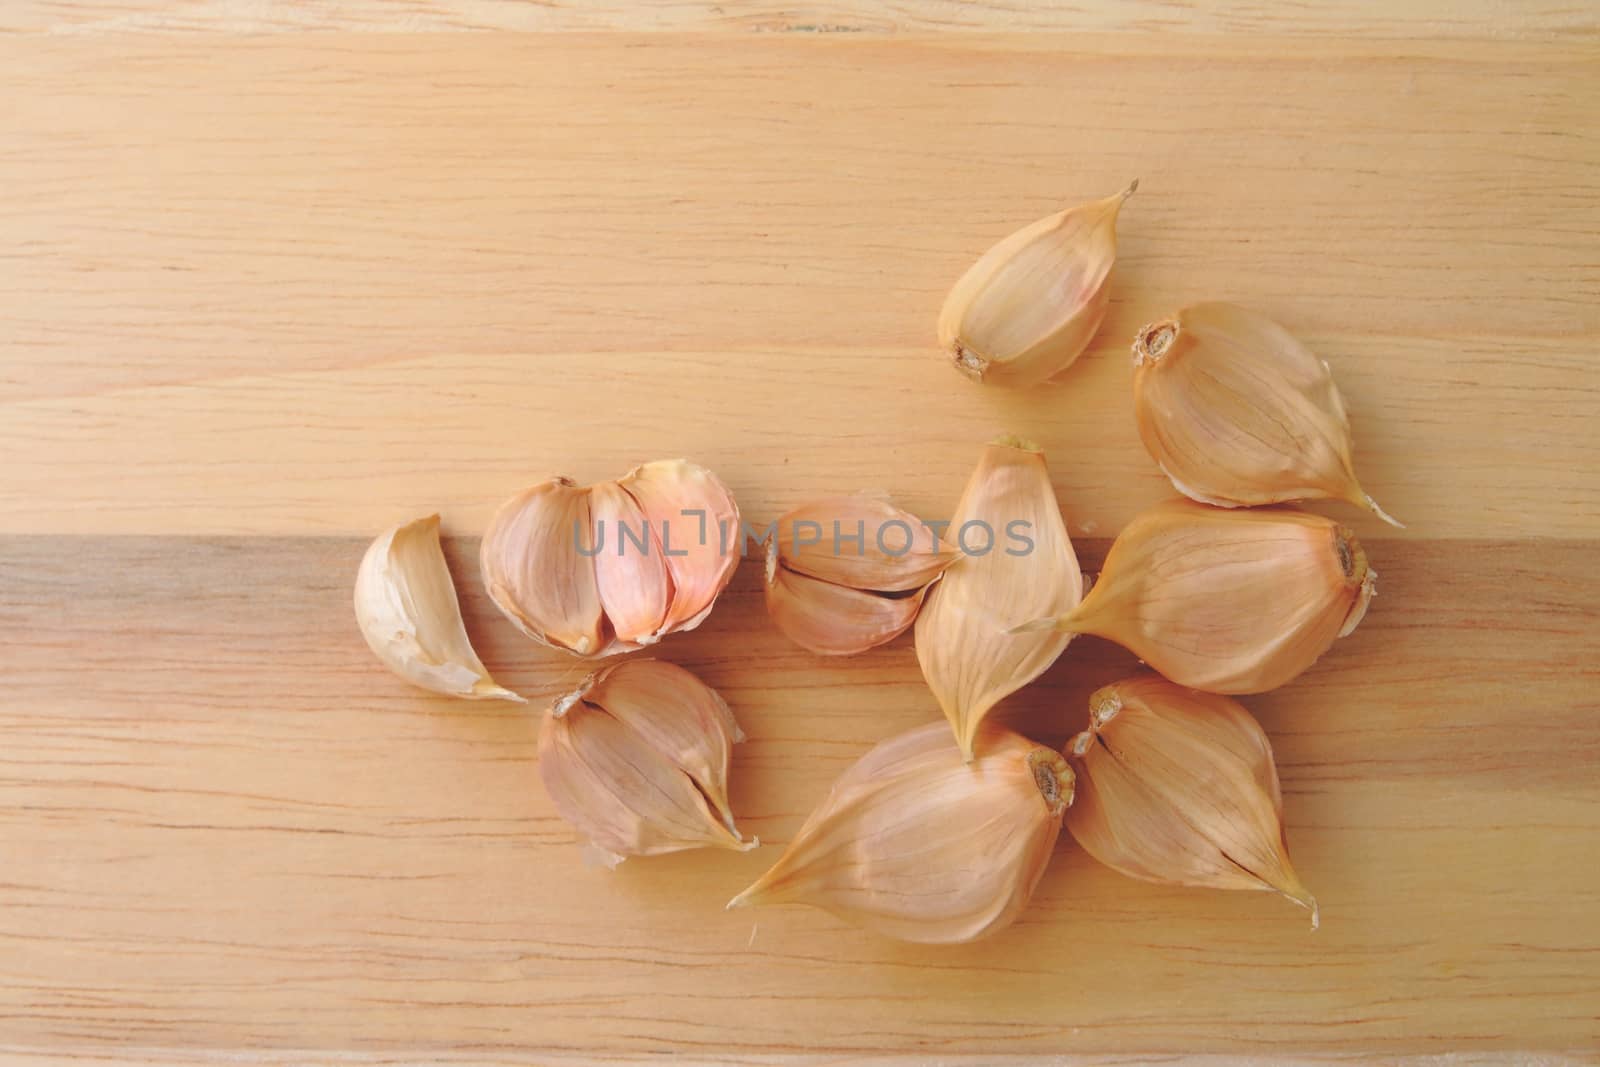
[588,480,670,645]
[939,182,1136,387]
[617,460,741,633]
[1046,500,1373,695]
[538,659,753,864]
[1067,676,1317,925]
[776,495,956,593]
[728,722,1073,944]
[354,514,523,703]
[765,541,928,656]
[916,437,1082,760]
[765,495,956,656]
[480,459,741,659]
[482,478,606,656]
[1132,302,1400,527]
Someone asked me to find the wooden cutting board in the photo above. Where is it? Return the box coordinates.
[2,3,1596,1062]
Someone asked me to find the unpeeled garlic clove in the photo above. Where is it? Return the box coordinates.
[775,494,957,593]
[616,459,741,634]
[764,495,956,656]
[764,541,928,656]
[939,182,1136,387]
[1040,500,1373,694]
[480,459,741,658]
[481,477,606,656]
[727,722,1073,944]
[588,480,670,645]
[1132,302,1401,526]
[353,515,523,703]
[916,437,1082,760]
[1066,676,1317,926]
[538,658,754,865]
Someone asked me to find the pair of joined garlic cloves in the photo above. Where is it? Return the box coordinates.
[764,495,957,656]
[539,658,754,866]
[354,514,523,703]
[480,459,740,659]
[940,182,1136,386]
[728,721,1073,944]
[1067,676,1318,927]
[1030,499,1373,695]
[916,437,1082,760]
[1133,302,1401,527]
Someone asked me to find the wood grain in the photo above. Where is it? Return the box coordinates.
[1,3,1597,1061]
[1,536,1597,1059]
[1,35,1595,539]
[3,0,1596,38]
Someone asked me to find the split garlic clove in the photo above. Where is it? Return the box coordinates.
[1067,676,1317,926]
[538,658,754,864]
[353,515,524,703]
[1132,302,1401,527]
[1044,500,1374,694]
[915,437,1082,760]
[481,477,606,656]
[775,495,957,593]
[727,722,1073,944]
[480,459,741,658]
[765,541,928,656]
[939,182,1136,387]
[589,480,670,646]
[616,459,741,633]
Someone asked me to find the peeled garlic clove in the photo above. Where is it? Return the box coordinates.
[481,477,606,656]
[765,541,927,656]
[589,480,670,645]
[728,722,1073,944]
[1047,500,1373,694]
[1067,676,1317,925]
[776,495,958,593]
[916,437,1082,760]
[1132,302,1400,527]
[539,658,753,862]
[617,459,741,633]
[939,182,1136,387]
[353,515,523,702]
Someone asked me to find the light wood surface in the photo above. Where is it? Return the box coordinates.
[2,2,1597,1062]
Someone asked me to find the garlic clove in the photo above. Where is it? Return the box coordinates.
[939,182,1136,387]
[728,722,1073,944]
[617,459,741,634]
[915,436,1082,760]
[1046,500,1373,694]
[776,495,958,593]
[1067,677,1316,925]
[764,541,926,656]
[1132,302,1401,526]
[482,460,741,658]
[570,658,743,829]
[539,659,754,861]
[353,514,523,702]
[588,480,670,646]
[480,477,607,656]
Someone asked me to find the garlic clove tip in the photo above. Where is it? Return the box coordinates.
[1360,492,1405,529]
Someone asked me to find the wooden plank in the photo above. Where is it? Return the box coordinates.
[0,535,1595,1056]
[0,34,1594,405]
[3,12,1598,1062]
[0,336,1594,540]
[0,35,1595,540]
[3,0,1595,38]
